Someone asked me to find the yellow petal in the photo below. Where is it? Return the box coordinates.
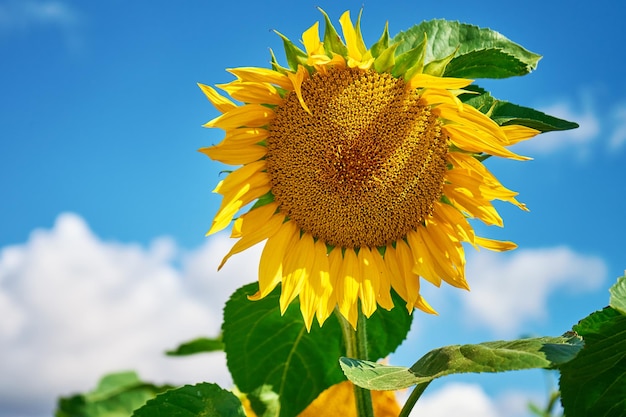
[208,171,271,235]
[250,221,298,301]
[203,104,274,130]
[220,128,269,147]
[406,230,442,287]
[432,200,475,244]
[357,248,380,318]
[326,247,343,316]
[370,248,394,310]
[438,102,508,142]
[337,248,360,329]
[444,124,530,161]
[419,88,462,108]
[213,160,265,195]
[227,67,293,90]
[300,238,333,329]
[475,236,518,252]
[395,239,420,311]
[200,143,267,165]
[384,244,408,302]
[218,205,283,270]
[338,11,363,63]
[198,83,236,113]
[287,65,312,115]
[280,232,315,315]
[302,21,326,57]
[217,81,283,105]
[444,183,503,227]
[408,73,473,90]
[501,125,540,145]
[420,222,469,290]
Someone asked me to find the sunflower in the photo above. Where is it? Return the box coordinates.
[199,10,539,330]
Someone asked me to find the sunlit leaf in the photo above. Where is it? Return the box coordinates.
[341,335,582,390]
[393,20,541,79]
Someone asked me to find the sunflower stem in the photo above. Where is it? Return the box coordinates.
[398,381,432,417]
[336,308,374,417]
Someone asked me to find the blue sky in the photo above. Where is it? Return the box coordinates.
[1,1,625,416]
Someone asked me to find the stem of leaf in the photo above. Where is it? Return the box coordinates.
[398,381,431,417]
[336,308,374,417]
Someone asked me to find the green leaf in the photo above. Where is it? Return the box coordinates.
[222,283,412,417]
[459,86,579,132]
[559,299,626,416]
[340,334,583,390]
[166,337,224,356]
[55,371,172,417]
[444,48,532,79]
[392,20,541,79]
[610,274,626,315]
[274,31,308,71]
[132,383,245,417]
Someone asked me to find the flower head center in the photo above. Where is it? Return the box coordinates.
[266,68,448,248]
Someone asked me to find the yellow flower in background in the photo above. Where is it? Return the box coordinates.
[241,381,401,417]
[199,10,539,330]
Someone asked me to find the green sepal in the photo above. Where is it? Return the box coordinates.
[274,30,308,71]
[373,43,400,73]
[423,46,459,77]
[459,85,579,132]
[166,336,224,356]
[317,7,348,57]
[269,48,291,75]
[391,33,427,79]
[393,20,541,79]
[250,191,275,210]
[340,334,583,391]
[370,21,390,58]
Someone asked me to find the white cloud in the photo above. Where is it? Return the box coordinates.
[462,247,606,336]
[0,213,261,417]
[608,103,626,150]
[409,383,533,417]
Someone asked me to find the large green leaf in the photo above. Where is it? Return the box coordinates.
[459,86,579,132]
[222,283,413,417]
[559,276,626,417]
[340,334,583,390]
[166,337,224,356]
[609,275,626,315]
[55,371,172,417]
[392,20,541,79]
[132,383,245,417]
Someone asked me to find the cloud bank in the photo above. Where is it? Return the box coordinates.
[462,247,606,335]
[0,213,260,417]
